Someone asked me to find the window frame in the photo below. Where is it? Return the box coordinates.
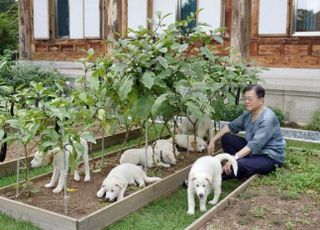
[55,0,70,38]
[291,0,320,36]
[54,0,102,39]
[147,0,225,34]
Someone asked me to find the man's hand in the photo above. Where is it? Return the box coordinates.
[207,140,215,155]
[223,161,233,175]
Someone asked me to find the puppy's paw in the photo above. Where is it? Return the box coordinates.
[187,209,195,215]
[163,163,171,168]
[73,175,80,181]
[84,176,91,182]
[52,187,62,193]
[209,200,217,206]
[200,206,207,212]
[138,182,146,188]
[45,183,54,188]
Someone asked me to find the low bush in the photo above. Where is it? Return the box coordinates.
[220,104,245,121]
[269,107,286,126]
[306,110,320,131]
[0,55,68,93]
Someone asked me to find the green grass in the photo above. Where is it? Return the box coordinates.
[254,140,320,199]
[106,179,242,230]
[0,213,40,230]
[0,139,318,230]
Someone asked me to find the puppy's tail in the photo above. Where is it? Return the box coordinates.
[144,175,162,184]
[215,153,238,176]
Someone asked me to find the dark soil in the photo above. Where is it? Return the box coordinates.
[1,149,207,219]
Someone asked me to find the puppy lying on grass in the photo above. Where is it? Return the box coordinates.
[31,137,90,193]
[120,139,178,168]
[187,154,238,215]
[96,163,162,202]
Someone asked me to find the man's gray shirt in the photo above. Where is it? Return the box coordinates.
[228,107,286,165]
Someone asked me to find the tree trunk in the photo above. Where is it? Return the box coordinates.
[106,0,125,54]
[18,0,31,60]
[230,0,251,59]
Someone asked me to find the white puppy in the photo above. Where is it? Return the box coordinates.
[178,115,214,141]
[169,134,208,152]
[96,163,162,201]
[120,139,178,168]
[187,154,238,215]
[31,137,90,193]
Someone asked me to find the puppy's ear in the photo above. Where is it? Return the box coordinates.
[205,176,213,185]
[44,149,55,164]
[191,141,197,149]
[114,183,123,189]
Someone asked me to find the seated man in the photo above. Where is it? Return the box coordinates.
[208,84,286,179]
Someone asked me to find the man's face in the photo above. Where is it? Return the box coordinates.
[242,89,263,112]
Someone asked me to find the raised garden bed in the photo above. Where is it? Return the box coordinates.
[0,135,209,229]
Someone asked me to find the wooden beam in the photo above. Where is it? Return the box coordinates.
[230,0,251,59]
[106,0,123,54]
[18,0,32,60]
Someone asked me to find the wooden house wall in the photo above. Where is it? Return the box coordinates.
[249,0,320,68]
[25,0,320,68]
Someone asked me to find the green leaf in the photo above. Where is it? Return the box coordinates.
[156,56,168,69]
[213,35,224,44]
[151,93,168,115]
[141,71,155,89]
[119,77,134,101]
[81,131,97,144]
[200,47,216,62]
[185,101,202,118]
[173,43,188,53]
[6,119,19,129]
[131,96,154,121]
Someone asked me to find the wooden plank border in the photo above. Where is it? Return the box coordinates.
[0,128,140,178]
[185,174,258,230]
[77,165,191,230]
[0,196,78,230]
[0,163,191,230]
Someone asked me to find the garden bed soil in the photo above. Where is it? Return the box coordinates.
[202,184,320,230]
[0,150,207,219]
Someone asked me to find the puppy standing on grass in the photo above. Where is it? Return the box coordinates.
[187,154,238,215]
[30,137,90,193]
[96,163,162,202]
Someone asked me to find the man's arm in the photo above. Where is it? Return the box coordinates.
[207,125,231,155]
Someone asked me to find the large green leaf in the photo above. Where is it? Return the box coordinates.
[81,131,97,144]
[151,93,169,115]
[131,96,154,121]
[141,71,155,89]
[119,77,134,101]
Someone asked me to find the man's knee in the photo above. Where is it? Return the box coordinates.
[221,133,233,146]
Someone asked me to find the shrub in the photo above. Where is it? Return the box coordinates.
[0,53,69,93]
[306,110,320,131]
[0,2,18,54]
[220,104,245,121]
[270,107,286,126]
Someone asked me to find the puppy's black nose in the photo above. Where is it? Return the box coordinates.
[199,193,204,198]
